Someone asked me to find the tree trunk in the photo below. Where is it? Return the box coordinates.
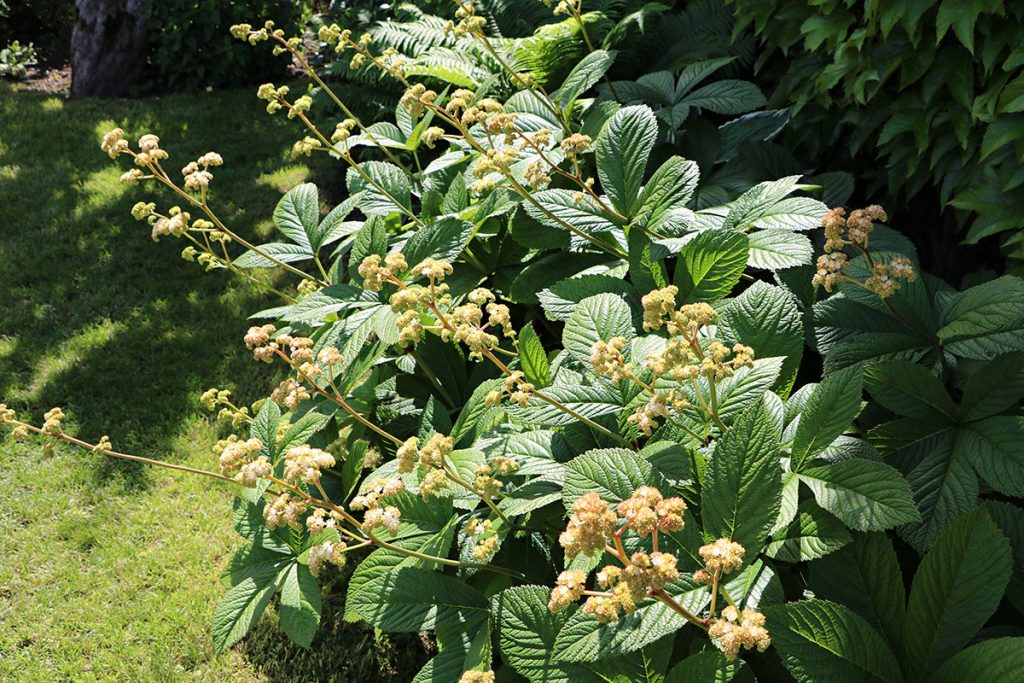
[70,0,148,97]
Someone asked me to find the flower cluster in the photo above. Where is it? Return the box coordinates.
[352,477,404,534]
[865,257,917,299]
[263,492,309,530]
[283,445,336,485]
[358,252,414,292]
[559,492,618,558]
[464,518,500,562]
[218,436,269,485]
[486,370,534,407]
[582,551,680,622]
[445,2,487,37]
[590,337,629,384]
[695,538,746,582]
[305,507,344,535]
[813,205,916,298]
[270,378,310,412]
[473,456,520,499]
[244,324,279,362]
[181,152,223,192]
[458,671,495,683]
[627,390,690,436]
[616,487,686,536]
[308,539,349,576]
[708,606,771,659]
[394,433,456,500]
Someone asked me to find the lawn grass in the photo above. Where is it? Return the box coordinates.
[0,84,426,681]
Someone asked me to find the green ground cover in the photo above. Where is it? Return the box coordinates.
[0,84,425,681]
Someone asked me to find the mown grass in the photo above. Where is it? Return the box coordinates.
[0,84,426,681]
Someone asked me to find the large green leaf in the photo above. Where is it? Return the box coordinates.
[673,230,749,302]
[403,217,475,264]
[552,577,709,662]
[563,447,667,507]
[272,182,317,250]
[634,156,699,232]
[864,361,957,421]
[960,416,1024,496]
[596,105,658,215]
[702,397,783,554]
[766,600,904,683]
[234,242,314,268]
[347,567,488,632]
[959,351,1024,421]
[746,229,813,270]
[937,275,1024,360]
[509,383,627,428]
[681,79,766,114]
[799,459,920,531]
[278,562,322,648]
[346,161,412,216]
[931,637,1024,682]
[766,500,851,562]
[347,216,387,281]
[717,281,803,395]
[899,428,978,552]
[900,508,1013,680]
[562,293,635,367]
[518,322,551,388]
[555,49,616,109]
[211,564,279,653]
[538,274,635,322]
[790,364,863,472]
[665,651,746,683]
[494,586,597,683]
[808,532,906,646]
[524,189,621,239]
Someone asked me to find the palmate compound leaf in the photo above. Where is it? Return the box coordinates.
[765,500,851,563]
[702,397,783,554]
[900,508,1013,681]
[765,600,904,683]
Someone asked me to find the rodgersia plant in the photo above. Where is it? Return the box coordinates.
[5,3,1024,681]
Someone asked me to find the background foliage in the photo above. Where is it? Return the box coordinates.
[727,0,1024,272]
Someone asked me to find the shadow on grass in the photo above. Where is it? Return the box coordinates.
[0,85,305,488]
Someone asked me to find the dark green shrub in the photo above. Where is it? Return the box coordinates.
[144,0,308,91]
[727,0,1024,268]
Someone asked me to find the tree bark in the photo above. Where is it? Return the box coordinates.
[70,0,148,97]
